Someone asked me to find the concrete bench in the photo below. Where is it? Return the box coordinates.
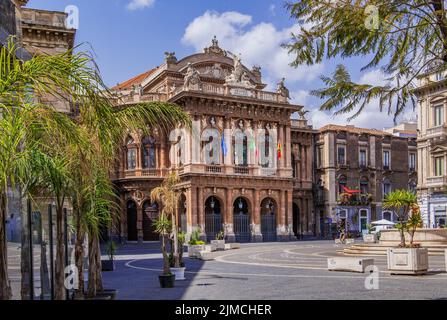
[224,243,241,250]
[198,251,219,261]
[345,239,355,244]
[203,244,218,252]
[328,257,374,273]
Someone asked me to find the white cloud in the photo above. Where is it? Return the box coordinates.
[127,0,155,11]
[182,11,324,89]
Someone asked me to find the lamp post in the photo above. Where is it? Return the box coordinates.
[48,204,55,300]
[27,199,34,300]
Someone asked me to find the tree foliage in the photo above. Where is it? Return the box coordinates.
[285,0,447,120]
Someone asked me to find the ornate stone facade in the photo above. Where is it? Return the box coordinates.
[112,38,316,243]
[316,125,417,238]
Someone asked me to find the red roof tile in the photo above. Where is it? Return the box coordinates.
[112,68,158,90]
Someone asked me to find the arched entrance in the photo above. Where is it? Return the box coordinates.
[142,201,159,241]
[261,198,277,242]
[205,196,222,241]
[127,201,138,241]
[233,197,250,243]
[293,203,300,238]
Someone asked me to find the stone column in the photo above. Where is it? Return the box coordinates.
[186,188,198,237]
[307,143,312,181]
[137,205,143,243]
[197,187,206,241]
[286,125,292,169]
[303,198,309,235]
[287,190,295,240]
[279,124,285,169]
[225,188,235,242]
[251,189,262,242]
[277,190,287,241]
[224,118,232,168]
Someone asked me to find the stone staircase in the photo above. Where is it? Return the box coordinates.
[342,243,447,256]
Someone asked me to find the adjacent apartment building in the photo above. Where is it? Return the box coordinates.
[315,124,417,237]
[414,62,447,228]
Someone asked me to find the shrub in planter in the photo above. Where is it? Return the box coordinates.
[170,231,186,280]
[188,229,205,258]
[211,231,226,250]
[383,190,428,275]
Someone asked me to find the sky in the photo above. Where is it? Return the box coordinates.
[28,0,417,129]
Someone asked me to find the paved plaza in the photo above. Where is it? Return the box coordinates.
[100,241,447,300]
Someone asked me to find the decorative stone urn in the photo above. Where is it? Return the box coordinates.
[210,240,225,251]
[387,248,429,275]
[363,234,377,243]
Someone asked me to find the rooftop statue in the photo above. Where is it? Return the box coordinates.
[276,78,290,99]
[225,54,255,88]
[183,62,202,91]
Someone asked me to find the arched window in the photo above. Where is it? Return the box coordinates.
[383,179,392,198]
[126,137,137,170]
[360,176,369,194]
[201,128,221,165]
[338,175,347,195]
[233,130,248,167]
[142,136,156,169]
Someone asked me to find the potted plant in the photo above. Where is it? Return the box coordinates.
[153,216,175,288]
[188,229,205,258]
[383,190,428,275]
[170,231,186,281]
[363,224,377,243]
[211,230,226,250]
[101,241,117,272]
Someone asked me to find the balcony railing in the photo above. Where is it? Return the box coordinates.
[426,176,447,188]
[337,193,373,206]
[426,125,447,139]
[205,165,222,174]
[234,167,250,175]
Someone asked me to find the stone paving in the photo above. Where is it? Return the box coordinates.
[100,241,447,300]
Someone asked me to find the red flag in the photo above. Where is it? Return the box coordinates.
[277,142,282,160]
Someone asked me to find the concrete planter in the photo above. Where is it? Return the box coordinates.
[188,245,205,258]
[387,248,429,275]
[363,234,377,243]
[345,238,355,244]
[171,267,186,281]
[210,240,226,251]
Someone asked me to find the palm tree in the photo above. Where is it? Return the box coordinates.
[0,38,191,300]
[383,190,418,248]
[151,173,182,270]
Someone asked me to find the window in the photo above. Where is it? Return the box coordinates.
[126,137,137,170]
[337,146,346,165]
[317,146,323,168]
[142,136,156,169]
[434,104,444,127]
[435,156,444,176]
[359,149,367,167]
[359,209,368,232]
[360,177,369,194]
[382,211,393,222]
[338,175,347,195]
[383,180,392,197]
[409,153,416,171]
[233,131,248,166]
[383,150,390,170]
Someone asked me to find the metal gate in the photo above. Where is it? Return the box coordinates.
[261,214,277,242]
[205,213,222,242]
[180,214,187,233]
[234,213,250,243]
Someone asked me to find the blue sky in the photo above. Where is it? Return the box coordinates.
[28,0,416,129]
